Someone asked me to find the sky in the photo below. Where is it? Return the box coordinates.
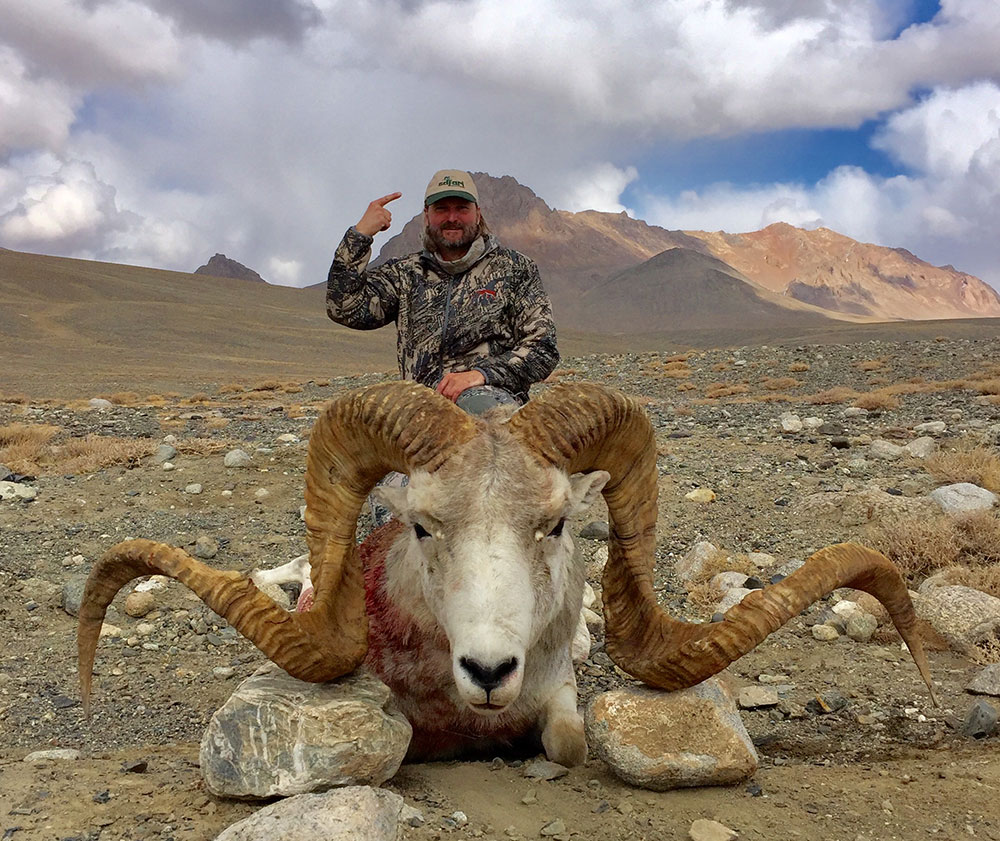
[2,0,1000,291]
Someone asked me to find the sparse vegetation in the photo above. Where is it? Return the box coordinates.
[851,390,902,411]
[788,362,810,372]
[805,386,859,404]
[925,445,1000,492]
[857,359,885,371]
[761,376,801,391]
[0,422,152,475]
[704,383,750,399]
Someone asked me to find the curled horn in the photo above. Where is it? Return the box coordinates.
[508,383,937,705]
[79,382,476,713]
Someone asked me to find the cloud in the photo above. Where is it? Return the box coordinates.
[0,48,78,155]
[142,0,323,45]
[555,163,638,214]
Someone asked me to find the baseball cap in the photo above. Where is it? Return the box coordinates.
[455,385,520,416]
[425,169,478,206]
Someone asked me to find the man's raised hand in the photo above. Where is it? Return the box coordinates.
[355,192,402,237]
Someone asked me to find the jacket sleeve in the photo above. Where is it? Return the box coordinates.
[474,258,559,396]
[326,227,401,330]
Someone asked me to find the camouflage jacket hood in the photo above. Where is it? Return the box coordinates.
[326,226,558,400]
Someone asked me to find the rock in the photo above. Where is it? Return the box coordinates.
[930,483,998,515]
[914,585,1000,655]
[967,664,1000,696]
[586,678,758,791]
[870,439,904,460]
[812,624,841,641]
[806,691,849,714]
[579,521,610,540]
[24,748,82,762]
[714,588,752,614]
[689,818,739,841]
[61,577,87,617]
[746,552,776,570]
[213,786,408,840]
[124,590,156,618]
[904,436,937,458]
[0,481,37,501]
[153,443,177,464]
[914,421,947,436]
[0,463,12,481]
[961,699,999,739]
[819,422,845,436]
[802,416,824,430]
[709,572,748,591]
[162,462,175,471]
[677,541,721,582]
[796,486,937,527]
[843,407,869,418]
[200,664,411,799]
[684,488,717,503]
[737,686,779,709]
[193,536,219,560]
[89,398,114,410]
[522,759,569,780]
[838,590,890,625]
[780,412,803,433]
[185,483,203,495]
[254,488,270,500]
[846,613,878,642]
[224,449,253,468]
[540,819,567,837]
[277,433,300,444]
[831,599,863,621]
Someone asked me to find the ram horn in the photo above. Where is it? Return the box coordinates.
[508,382,937,705]
[79,382,476,713]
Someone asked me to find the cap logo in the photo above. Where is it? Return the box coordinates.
[439,176,465,187]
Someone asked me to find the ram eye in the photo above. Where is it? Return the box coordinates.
[413,522,432,539]
[547,518,566,538]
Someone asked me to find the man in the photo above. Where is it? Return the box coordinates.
[326,169,558,405]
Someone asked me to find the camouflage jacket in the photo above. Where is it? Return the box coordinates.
[326,227,558,400]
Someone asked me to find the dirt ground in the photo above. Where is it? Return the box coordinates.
[2,339,1000,841]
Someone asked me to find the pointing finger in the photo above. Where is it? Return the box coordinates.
[375,192,402,207]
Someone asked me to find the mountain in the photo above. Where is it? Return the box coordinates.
[195,253,266,283]
[576,248,839,332]
[683,223,1000,321]
[376,173,1000,328]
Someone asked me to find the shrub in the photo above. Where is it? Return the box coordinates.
[704,383,750,399]
[864,513,962,578]
[925,446,1000,492]
[217,383,245,394]
[788,362,810,373]
[857,359,885,371]
[806,386,859,405]
[851,391,901,411]
[761,377,801,391]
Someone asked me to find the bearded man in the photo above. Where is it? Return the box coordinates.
[326,169,558,405]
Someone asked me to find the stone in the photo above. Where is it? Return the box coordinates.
[277,433,300,444]
[709,572,748,591]
[185,483,203,495]
[914,585,1000,655]
[124,590,156,618]
[904,436,937,458]
[795,487,937,527]
[870,439,904,459]
[737,686,779,709]
[213,786,408,840]
[780,413,803,433]
[61,577,87,617]
[967,664,1000,696]
[24,748,82,762]
[153,443,177,464]
[914,421,947,436]
[689,819,739,841]
[930,483,998,516]
[677,541,721,582]
[846,613,878,642]
[540,819,567,837]
[89,398,114,410]
[200,664,411,799]
[746,552,776,570]
[585,678,758,791]
[579,521,610,540]
[714,588,752,614]
[224,449,253,468]
[0,481,37,501]
[961,699,999,739]
[522,759,569,780]
[193,536,219,560]
[843,407,869,418]
[684,488,716,503]
[811,624,840,641]
[802,416,824,430]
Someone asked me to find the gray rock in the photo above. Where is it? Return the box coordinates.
[870,439,904,460]
[929,483,998,516]
[843,407,869,418]
[961,699,999,739]
[185,483,204,495]
[914,585,1000,655]
[224,449,253,468]
[737,686,779,709]
[586,678,758,790]
[89,398,114,410]
[522,759,569,781]
[846,612,878,642]
[193,535,219,560]
[540,819,567,837]
[914,421,947,436]
[677,541,721,583]
[966,664,1000,696]
[200,664,411,799]
[780,412,803,433]
[0,481,37,501]
[714,587,752,614]
[689,819,739,841]
[61,577,88,617]
[213,786,408,840]
[579,521,610,540]
[811,624,841,641]
[153,443,177,464]
[709,572,748,591]
[24,748,82,762]
[0,463,13,481]
[904,437,938,459]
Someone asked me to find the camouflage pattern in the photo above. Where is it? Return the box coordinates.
[327,226,558,400]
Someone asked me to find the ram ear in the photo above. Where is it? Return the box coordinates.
[370,485,409,520]
[567,470,610,516]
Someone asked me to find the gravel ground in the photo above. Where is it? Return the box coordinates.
[2,335,999,840]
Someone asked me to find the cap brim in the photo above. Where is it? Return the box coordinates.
[425,189,478,205]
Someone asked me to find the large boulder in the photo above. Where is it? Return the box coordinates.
[585,677,757,790]
[201,664,411,799]
[913,586,1000,656]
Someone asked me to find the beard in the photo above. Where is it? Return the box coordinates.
[423,219,480,255]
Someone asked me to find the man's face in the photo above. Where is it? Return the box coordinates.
[424,197,481,254]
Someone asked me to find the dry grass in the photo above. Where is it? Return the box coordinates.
[313,378,331,387]
[851,391,902,411]
[107,391,142,406]
[282,384,304,394]
[711,362,730,372]
[704,383,750,399]
[184,393,213,404]
[175,438,231,456]
[675,382,697,392]
[969,378,1000,395]
[1,422,153,475]
[788,362,810,373]
[857,359,885,371]
[865,513,963,578]
[0,393,29,405]
[803,386,859,404]
[761,376,801,391]
[684,551,759,619]
[0,423,62,474]
[925,445,1000,492]
[251,380,283,392]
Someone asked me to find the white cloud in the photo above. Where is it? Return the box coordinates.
[556,163,638,214]
[0,48,78,155]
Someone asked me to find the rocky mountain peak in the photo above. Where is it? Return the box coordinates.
[194,254,266,283]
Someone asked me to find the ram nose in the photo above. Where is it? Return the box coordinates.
[458,655,520,710]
